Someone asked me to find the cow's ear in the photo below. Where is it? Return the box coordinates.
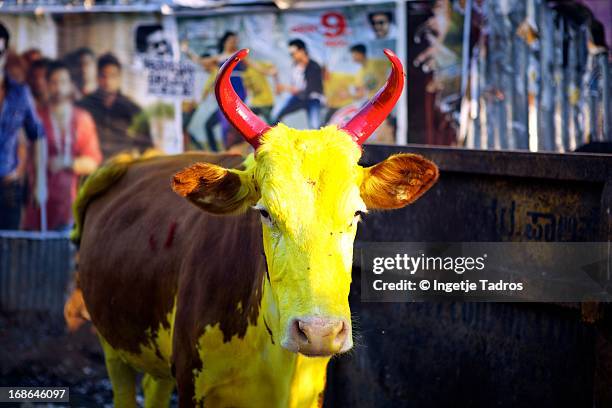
[360,153,439,210]
[172,162,258,214]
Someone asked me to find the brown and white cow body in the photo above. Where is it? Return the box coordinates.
[75,49,438,407]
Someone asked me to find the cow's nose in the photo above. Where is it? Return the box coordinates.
[283,317,351,356]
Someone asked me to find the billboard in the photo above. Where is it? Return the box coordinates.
[178,4,398,150]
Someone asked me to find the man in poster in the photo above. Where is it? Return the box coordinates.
[0,22,45,230]
[23,61,102,231]
[77,53,151,159]
[135,24,173,60]
[350,43,389,99]
[368,11,395,39]
[273,39,324,129]
[367,10,396,52]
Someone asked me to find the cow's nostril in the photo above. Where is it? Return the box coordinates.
[296,320,309,343]
[334,321,347,345]
[332,320,344,337]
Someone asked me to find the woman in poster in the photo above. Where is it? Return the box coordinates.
[184,31,246,149]
[185,31,278,150]
[203,31,247,148]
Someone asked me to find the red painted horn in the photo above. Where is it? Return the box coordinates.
[215,49,270,149]
[341,49,404,145]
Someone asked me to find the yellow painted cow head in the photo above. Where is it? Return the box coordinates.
[172,49,438,357]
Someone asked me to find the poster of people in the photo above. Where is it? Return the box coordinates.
[0,13,183,231]
[0,4,398,232]
[178,4,398,151]
[406,0,464,146]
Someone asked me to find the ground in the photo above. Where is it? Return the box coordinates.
[0,311,177,407]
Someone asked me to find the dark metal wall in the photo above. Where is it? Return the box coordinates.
[358,145,611,242]
[0,232,73,316]
[325,144,612,408]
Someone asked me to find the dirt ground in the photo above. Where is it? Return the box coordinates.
[0,311,177,407]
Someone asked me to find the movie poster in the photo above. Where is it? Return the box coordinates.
[0,13,185,231]
[56,13,183,155]
[406,0,465,146]
[177,4,397,151]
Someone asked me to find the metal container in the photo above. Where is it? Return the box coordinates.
[325,145,612,407]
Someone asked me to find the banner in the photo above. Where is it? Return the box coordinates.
[177,4,398,150]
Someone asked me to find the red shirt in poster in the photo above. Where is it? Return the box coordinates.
[23,106,102,231]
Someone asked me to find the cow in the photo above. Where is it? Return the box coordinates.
[73,48,439,407]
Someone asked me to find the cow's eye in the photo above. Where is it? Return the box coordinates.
[253,205,274,227]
